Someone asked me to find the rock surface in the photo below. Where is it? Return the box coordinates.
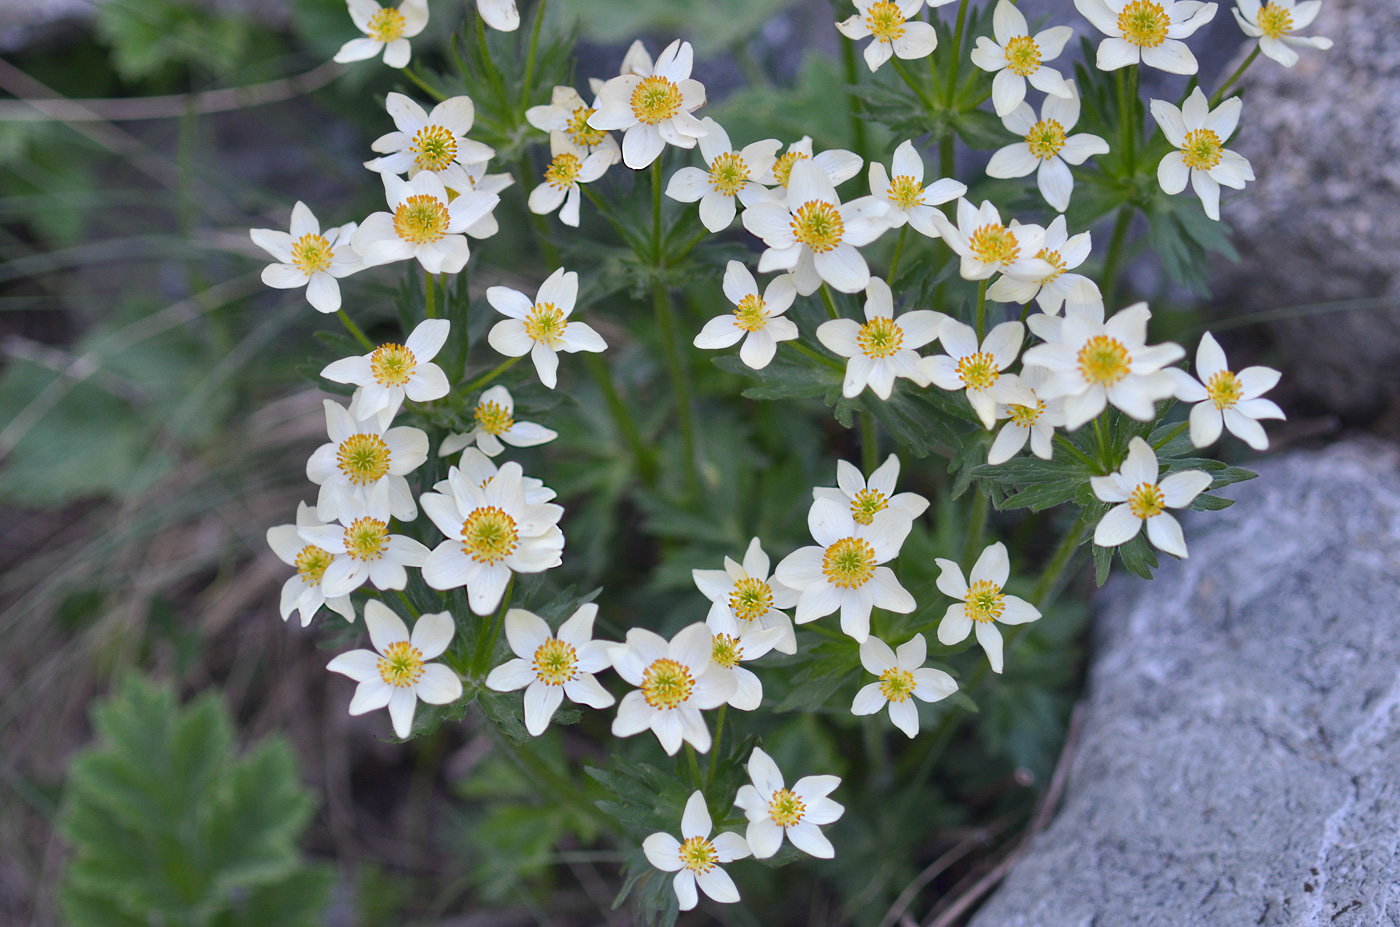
[967,440,1400,927]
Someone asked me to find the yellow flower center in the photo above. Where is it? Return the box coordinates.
[1008,399,1046,426]
[366,7,406,42]
[630,75,683,125]
[878,666,915,703]
[532,638,578,686]
[393,194,450,244]
[790,201,845,253]
[956,352,1000,391]
[1180,128,1224,170]
[460,506,519,563]
[378,640,424,688]
[731,294,768,332]
[474,399,514,435]
[370,343,417,387]
[1206,370,1243,409]
[566,105,605,148]
[1117,0,1170,47]
[771,151,809,188]
[857,316,905,359]
[1077,335,1132,386]
[708,151,750,196]
[1036,248,1067,284]
[1025,118,1067,160]
[678,835,718,873]
[1127,482,1166,519]
[964,579,1006,623]
[969,223,1020,266]
[768,788,806,827]
[728,577,774,622]
[337,433,392,485]
[295,545,333,582]
[641,658,694,709]
[544,152,582,190]
[1256,2,1294,38]
[888,174,925,210]
[822,536,877,589]
[410,124,458,173]
[850,487,888,525]
[1003,35,1043,76]
[343,516,390,561]
[711,633,744,669]
[523,302,568,349]
[864,0,907,41]
[291,233,333,275]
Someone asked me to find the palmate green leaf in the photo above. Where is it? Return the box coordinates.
[613,847,680,927]
[1143,189,1240,296]
[863,384,968,459]
[713,349,842,402]
[587,757,693,835]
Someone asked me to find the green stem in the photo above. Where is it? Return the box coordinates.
[424,269,436,319]
[786,340,845,371]
[519,0,548,117]
[396,589,420,618]
[653,281,702,498]
[888,225,908,282]
[584,352,657,485]
[337,310,375,351]
[1099,204,1133,307]
[515,152,562,269]
[1053,432,1101,472]
[403,66,447,102]
[889,58,933,108]
[820,283,841,321]
[1092,414,1111,468]
[1029,513,1088,607]
[839,35,869,161]
[477,575,514,674]
[686,744,704,792]
[486,723,616,835]
[861,409,879,477]
[945,0,970,104]
[940,134,955,180]
[1116,65,1138,176]
[461,355,520,394]
[962,490,988,569]
[652,158,664,264]
[1152,419,1189,450]
[1210,46,1259,107]
[706,705,727,787]
[974,278,988,341]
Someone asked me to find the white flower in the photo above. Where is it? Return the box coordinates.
[868,140,966,239]
[987,215,1100,315]
[817,277,942,399]
[758,136,863,193]
[327,601,462,738]
[970,0,1075,116]
[266,502,356,627]
[693,262,799,370]
[1233,0,1331,66]
[486,268,607,388]
[666,118,781,233]
[484,604,615,735]
[333,0,429,69]
[527,148,615,228]
[693,537,799,654]
[921,319,1033,429]
[1151,88,1254,221]
[1091,436,1211,558]
[442,161,515,240]
[419,462,565,614]
[298,481,430,596]
[363,94,496,196]
[249,202,363,314]
[851,634,957,738]
[813,454,930,527]
[835,0,939,72]
[986,365,1068,464]
[438,385,558,458]
[985,81,1109,213]
[352,170,499,274]
[733,748,844,859]
[1169,332,1284,450]
[432,447,557,504]
[1075,0,1218,74]
[525,86,622,162]
[934,542,1041,674]
[773,496,915,643]
[477,0,519,31]
[306,399,428,523]
[588,39,707,170]
[1021,301,1183,428]
[928,199,1052,281]
[321,318,451,430]
[643,791,751,911]
[610,624,735,755]
[706,623,782,711]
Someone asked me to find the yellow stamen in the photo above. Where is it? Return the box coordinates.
[410,124,458,173]
[459,506,519,563]
[1127,482,1166,519]
[768,788,806,827]
[566,106,605,148]
[1256,2,1293,38]
[378,640,424,688]
[1206,370,1243,410]
[857,316,904,359]
[295,545,333,583]
[888,174,925,210]
[630,75,683,125]
[864,0,907,41]
[1117,0,1170,47]
[711,633,743,669]
[532,638,578,686]
[523,302,568,349]
[956,352,1000,391]
[728,577,773,622]
[337,433,392,485]
[1008,399,1045,427]
[474,399,514,435]
[964,579,1006,623]
[790,201,845,253]
[393,194,450,244]
[969,223,1020,266]
[544,152,582,190]
[822,536,877,589]
[734,294,768,332]
[370,343,417,387]
[771,151,809,188]
[641,658,694,709]
[878,666,915,702]
[1025,119,1067,160]
[1077,335,1131,386]
[677,836,718,873]
[850,488,888,525]
[708,151,750,196]
[1180,128,1224,171]
[1003,35,1043,76]
[291,233,333,275]
[343,517,389,561]
[366,7,406,43]
[1036,248,1067,285]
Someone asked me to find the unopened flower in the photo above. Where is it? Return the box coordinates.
[868,140,966,239]
[486,268,607,387]
[352,170,499,274]
[987,215,1099,315]
[327,601,461,738]
[773,496,915,642]
[987,365,1067,464]
[363,94,496,196]
[250,202,362,314]
[1233,0,1331,66]
[734,748,844,859]
[643,791,751,910]
[588,39,707,169]
[970,0,1074,115]
[817,277,943,398]
[266,502,356,626]
[835,0,939,72]
[1075,0,1218,74]
[419,461,564,614]
[1151,88,1254,221]
[707,623,782,711]
[477,0,518,31]
[321,318,451,430]
[333,0,429,69]
[1169,331,1284,449]
[611,624,735,754]
[1092,436,1211,558]
[693,537,799,654]
[527,149,615,227]
[985,81,1109,212]
[307,398,428,523]
[758,136,862,193]
[934,542,1041,673]
[693,262,798,370]
[813,455,930,526]
[433,447,557,505]
[484,604,615,735]
[851,634,957,737]
[525,86,621,162]
[922,319,1033,428]
[928,199,1053,281]
[666,118,781,232]
[297,481,430,596]
[438,385,558,458]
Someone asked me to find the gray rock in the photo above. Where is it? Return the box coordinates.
[967,440,1400,927]
[1216,0,1400,416]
